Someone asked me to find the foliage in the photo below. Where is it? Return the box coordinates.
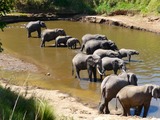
[14,0,95,14]
[0,0,14,52]
[93,0,160,14]
[0,86,56,120]
[13,0,160,15]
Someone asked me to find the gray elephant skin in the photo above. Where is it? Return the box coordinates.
[26,20,47,38]
[93,49,121,58]
[55,35,72,47]
[101,57,126,79]
[119,48,139,62]
[116,84,160,117]
[81,34,107,51]
[67,38,81,49]
[82,40,118,54]
[98,72,138,114]
[41,28,66,47]
[72,53,104,82]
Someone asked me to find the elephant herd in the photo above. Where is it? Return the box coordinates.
[26,20,81,48]
[26,20,160,118]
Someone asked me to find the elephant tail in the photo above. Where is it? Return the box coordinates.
[115,95,119,111]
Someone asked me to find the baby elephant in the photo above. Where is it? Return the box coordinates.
[119,48,139,62]
[116,84,160,117]
[55,36,72,47]
[67,38,81,49]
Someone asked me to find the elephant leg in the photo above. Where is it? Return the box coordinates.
[128,55,131,62]
[104,100,110,114]
[126,107,131,116]
[135,105,143,116]
[143,103,150,117]
[93,67,97,82]
[75,69,81,80]
[75,43,77,49]
[88,68,92,82]
[37,29,41,38]
[98,97,105,114]
[41,41,45,47]
[99,97,110,114]
[28,31,31,38]
[119,101,128,116]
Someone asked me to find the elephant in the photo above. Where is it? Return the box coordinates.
[55,35,72,47]
[93,49,121,58]
[116,84,160,117]
[72,53,104,82]
[81,34,108,51]
[100,57,126,79]
[119,48,139,62]
[26,20,47,38]
[67,38,81,49]
[41,28,66,47]
[82,40,118,54]
[98,71,138,114]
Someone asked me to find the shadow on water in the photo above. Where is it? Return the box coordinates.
[123,59,143,63]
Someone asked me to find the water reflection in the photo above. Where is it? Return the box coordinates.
[0,20,160,118]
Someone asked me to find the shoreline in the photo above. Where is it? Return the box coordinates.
[1,14,160,34]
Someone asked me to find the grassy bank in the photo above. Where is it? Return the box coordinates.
[13,0,160,15]
[94,0,160,15]
[0,85,55,120]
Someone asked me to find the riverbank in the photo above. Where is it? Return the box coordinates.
[81,14,160,34]
[1,14,160,34]
[0,52,158,120]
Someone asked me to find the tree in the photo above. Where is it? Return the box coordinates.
[0,0,14,52]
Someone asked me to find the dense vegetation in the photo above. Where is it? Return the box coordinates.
[14,0,160,15]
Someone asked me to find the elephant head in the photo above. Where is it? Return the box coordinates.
[129,49,139,55]
[112,59,126,74]
[39,21,47,28]
[107,40,119,51]
[86,56,104,82]
[55,29,66,36]
[100,40,118,51]
[147,85,160,99]
[118,72,137,86]
[96,34,107,40]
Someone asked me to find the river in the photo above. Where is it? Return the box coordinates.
[0,20,160,118]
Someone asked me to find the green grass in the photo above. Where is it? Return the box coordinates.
[94,0,160,15]
[0,85,56,120]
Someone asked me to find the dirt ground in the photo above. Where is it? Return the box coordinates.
[82,14,160,34]
[0,15,160,120]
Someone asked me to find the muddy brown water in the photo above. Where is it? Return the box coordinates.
[0,20,160,118]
